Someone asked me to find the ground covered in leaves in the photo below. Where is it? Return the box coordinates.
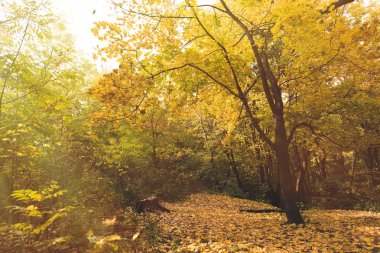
[143,193,380,253]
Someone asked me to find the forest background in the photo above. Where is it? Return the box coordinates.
[0,0,379,251]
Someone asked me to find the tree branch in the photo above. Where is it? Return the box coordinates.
[122,8,194,19]
[180,34,207,50]
[106,91,147,122]
[219,0,278,115]
[243,78,258,96]
[321,0,355,14]
[288,122,316,143]
[233,33,246,47]
[196,5,227,13]
[150,63,239,98]
[0,15,31,119]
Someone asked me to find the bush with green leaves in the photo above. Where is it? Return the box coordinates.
[0,181,77,252]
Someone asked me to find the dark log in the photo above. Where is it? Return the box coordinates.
[134,196,170,213]
[265,188,282,209]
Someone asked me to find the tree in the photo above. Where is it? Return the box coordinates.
[92,0,377,223]
[0,0,94,207]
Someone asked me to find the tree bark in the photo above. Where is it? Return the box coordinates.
[316,152,327,179]
[195,0,304,223]
[364,145,379,187]
[225,149,247,193]
[321,0,355,14]
[350,150,357,191]
[274,114,304,224]
[293,145,309,203]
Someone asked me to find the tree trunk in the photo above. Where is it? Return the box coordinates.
[364,146,379,187]
[317,153,327,179]
[218,0,304,224]
[274,115,304,224]
[350,150,357,191]
[293,145,309,203]
[225,149,247,193]
[259,165,266,184]
[296,165,307,203]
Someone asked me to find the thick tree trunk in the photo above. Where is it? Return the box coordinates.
[274,115,304,224]
[219,0,304,224]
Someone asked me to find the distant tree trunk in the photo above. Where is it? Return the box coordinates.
[197,115,217,170]
[210,150,216,170]
[259,165,266,184]
[363,145,379,187]
[266,153,274,185]
[350,150,357,191]
[316,152,327,179]
[152,143,157,168]
[225,149,246,193]
[337,152,348,180]
[150,111,158,169]
[250,130,269,185]
[293,145,309,203]
[296,163,307,202]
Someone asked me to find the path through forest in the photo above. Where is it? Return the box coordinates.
[149,194,380,252]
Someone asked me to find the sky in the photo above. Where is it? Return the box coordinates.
[50,0,216,69]
[51,0,117,72]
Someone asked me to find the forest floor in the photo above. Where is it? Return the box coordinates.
[137,193,380,253]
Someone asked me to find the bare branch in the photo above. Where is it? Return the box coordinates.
[0,15,31,119]
[196,5,227,13]
[243,78,258,96]
[288,122,316,144]
[187,63,239,97]
[3,89,36,104]
[106,92,147,122]
[339,55,380,75]
[148,63,239,97]
[219,0,278,115]
[180,34,207,50]
[232,33,246,47]
[122,8,194,19]
[321,0,355,14]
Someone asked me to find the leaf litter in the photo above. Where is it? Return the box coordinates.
[144,193,380,253]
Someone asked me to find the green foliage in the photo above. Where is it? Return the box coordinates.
[1,182,76,252]
[86,230,122,252]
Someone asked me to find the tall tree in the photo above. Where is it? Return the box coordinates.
[0,0,94,204]
[93,0,373,223]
